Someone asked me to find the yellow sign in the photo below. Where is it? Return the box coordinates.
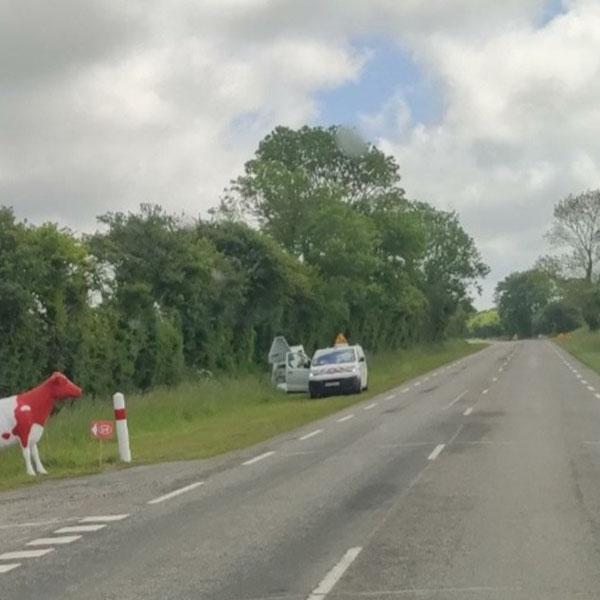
[334,333,348,346]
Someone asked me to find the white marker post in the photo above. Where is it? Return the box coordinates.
[112,392,131,463]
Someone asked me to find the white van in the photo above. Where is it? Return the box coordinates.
[308,344,368,398]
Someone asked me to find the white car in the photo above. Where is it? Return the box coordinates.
[308,344,368,398]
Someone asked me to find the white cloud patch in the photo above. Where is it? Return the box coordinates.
[3,0,600,307]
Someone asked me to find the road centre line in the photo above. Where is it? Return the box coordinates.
[54,524,107,534]
[428,444,446,461]
[0,564,20,573]
[444,390,468,410]
[588,386,595,391]
[242,451,275,467]
[464,407,473,416]
[306,546,362,600]
[582,379,588,385]
[414,381,422,387]
[27,536,81,546]
[492,377,498,382]
[384,394,395,401]
[147,481,205,504]
[401,388,410,393]
[0,549,53,560]
[364,402,378,411]
[596,393,600,400]
[337,414,355,423]
[299,429,324,441]
[79,515,129,523]
[482,389,489,395]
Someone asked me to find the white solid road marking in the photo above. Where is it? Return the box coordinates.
[0,549,54,560]
[364,402,378,411]
[306,547,362,600]
[242,452,276,467]
[464,407,473,416]
[299,429,324,441]
[428,444,446,461]
[337,414,355,423]
[54,524,107,534]
[0,563,20,573]
[384,394,395,401]
[79,515,129,523]
[482,389,489,395]
[444,390,468,410]
[147,481,205,505]
[27,535,81,546]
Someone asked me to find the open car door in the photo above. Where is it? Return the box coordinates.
[285,351,310,392]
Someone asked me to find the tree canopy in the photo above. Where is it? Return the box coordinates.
[0,126,488,395]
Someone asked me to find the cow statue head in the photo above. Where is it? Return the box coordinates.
[49,371,83,401]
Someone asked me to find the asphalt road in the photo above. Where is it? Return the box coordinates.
[3,340,600,599]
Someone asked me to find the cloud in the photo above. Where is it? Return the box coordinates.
[3,0,600,309]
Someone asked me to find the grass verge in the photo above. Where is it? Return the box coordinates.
[555,327,600,372]
[0,339,486,491]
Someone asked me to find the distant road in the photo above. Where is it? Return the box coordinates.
[4,340,600,599]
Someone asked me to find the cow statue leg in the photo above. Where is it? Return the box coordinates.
[31,443,48,475]
[28,424,47,475]
[14,404,36,476]
[21,445,36,476]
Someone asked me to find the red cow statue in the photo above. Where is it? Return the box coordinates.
[0,372,82,476]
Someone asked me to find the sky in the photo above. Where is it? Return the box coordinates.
[2,0,600,308]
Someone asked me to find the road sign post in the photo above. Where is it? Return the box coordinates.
[113,392,132,463]
[90,420,114,467]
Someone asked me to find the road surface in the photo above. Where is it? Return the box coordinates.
[3,340,600,599]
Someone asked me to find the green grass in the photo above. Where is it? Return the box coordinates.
[555,327,600,372]
[0,339,485,491]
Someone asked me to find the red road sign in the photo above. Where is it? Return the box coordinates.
[90,420,114,440]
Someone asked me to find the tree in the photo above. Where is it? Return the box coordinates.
[546,190,600,282]
[495,270,555,338]
[415,203,489,338]
[534,301,581,335]
[467,309,504,339]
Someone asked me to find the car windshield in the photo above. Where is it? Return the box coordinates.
[313,348,356,366]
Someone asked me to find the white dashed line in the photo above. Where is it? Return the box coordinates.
[444,390,468,410]
[581,380,588,385]
[414,381,422,387]
[588,386,595,391]
[364,403,378,411]
[54,524,107,534]
[79,515,129,523]
[482,389,489,395]
[384,394,395,401]
[0,563,20,573]
[401,388,410,394]
[147,481,205,505]
[463,407,473,416]
[337,414,355,423]
[27,536,81,546]
[0,549,53,560]
[299,429,324,441]
[595,394,600,400]
[492,377,498,382]
[498,368,503,373]
[306,547,363,600]
[428,444,446,461]
[242,451,276,466]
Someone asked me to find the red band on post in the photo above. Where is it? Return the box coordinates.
[114,408,126,420]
